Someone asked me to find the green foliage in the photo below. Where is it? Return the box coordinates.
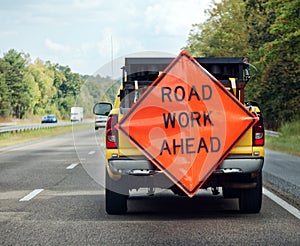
[0,49,85,120]
[266,119,300,156]
[0,49,32,118]
[185,0,300,129]
[27,59,56,115]
[244,0,276,61]
[77,75,120,118]
[185,0,250,57]
[0,64,10,116]
[253,0,300,128]
[0,48,121,121]
[258,56,300,129]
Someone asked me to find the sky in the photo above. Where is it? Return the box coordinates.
[0,0,213,75]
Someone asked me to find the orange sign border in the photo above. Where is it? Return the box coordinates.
[117,50,258,196]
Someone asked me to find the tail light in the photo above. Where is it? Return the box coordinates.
[253,112,264,146]
[106,114,118,149]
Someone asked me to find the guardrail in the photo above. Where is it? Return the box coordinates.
[0,122,73,134]
[0,122,17,127]
[265,130,282,137]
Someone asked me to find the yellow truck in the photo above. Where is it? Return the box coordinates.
[94,56,264,214]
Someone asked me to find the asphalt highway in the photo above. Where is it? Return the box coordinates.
[0,128,299,245]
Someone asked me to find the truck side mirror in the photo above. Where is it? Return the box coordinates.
[93,103,112,116]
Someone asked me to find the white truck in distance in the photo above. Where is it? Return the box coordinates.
[70,107,83,122]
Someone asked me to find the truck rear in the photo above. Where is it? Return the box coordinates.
[94,55,264,214]
[70,107,83,122]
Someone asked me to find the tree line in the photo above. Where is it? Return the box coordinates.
[0,49,118,120]
[184,0,299,129]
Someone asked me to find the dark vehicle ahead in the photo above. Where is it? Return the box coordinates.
[41,115,58,124]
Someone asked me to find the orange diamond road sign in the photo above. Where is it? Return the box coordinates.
[117,50,258,197]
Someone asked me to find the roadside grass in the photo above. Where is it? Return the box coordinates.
[0,123,93,149]
[265,120,300,157]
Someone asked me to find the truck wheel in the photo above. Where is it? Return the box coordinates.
[239,173,262,213]
[105,170,128,214]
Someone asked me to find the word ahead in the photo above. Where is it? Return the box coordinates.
[160,137,221,155]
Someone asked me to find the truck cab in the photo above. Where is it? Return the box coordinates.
[94,55,264,214]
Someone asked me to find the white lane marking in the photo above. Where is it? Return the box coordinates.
[19,189,44,202]
[88,151,95,155]
[66,163,78,169]
[263,187,300,220]
[47,190,105,196]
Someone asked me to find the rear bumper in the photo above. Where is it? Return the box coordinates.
[216,156,264,173]
[107,156,264,176]
[95,122,106,128]
[108,157,159,175]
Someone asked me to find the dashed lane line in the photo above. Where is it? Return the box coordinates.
[66,163,79,169]
[88,150,95,155]
[19,189,44,202]
[14,186,300,219]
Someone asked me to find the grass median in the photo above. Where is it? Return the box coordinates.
[0,123,93,149]
[265,120,300,157]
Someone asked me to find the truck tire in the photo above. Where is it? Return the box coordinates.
[105,170,128,214]
[239,173,262,213]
